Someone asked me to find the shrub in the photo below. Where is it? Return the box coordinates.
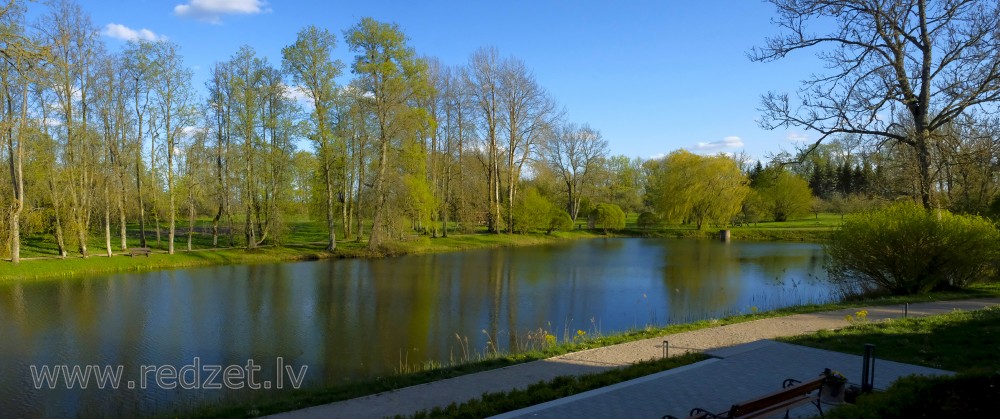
[636,211,660,229]
[826,202,1000,295]
[546,208,573,234]
[590,203,625,234]
[511,187,552,233]
[826,373,1000,418]
[754,169,812,221]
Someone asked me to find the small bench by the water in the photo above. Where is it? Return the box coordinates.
[127,247,151,257]
[665,375,825,419]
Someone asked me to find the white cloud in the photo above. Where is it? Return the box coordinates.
[181,126,205,137]
[102,23,166,42]
[282,84,313,106]
[786,132,810,143]
[174,0,270,24]
[694,136,744,151]
[649,153,666,160]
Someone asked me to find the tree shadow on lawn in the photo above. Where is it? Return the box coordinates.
[780,306,1000,373]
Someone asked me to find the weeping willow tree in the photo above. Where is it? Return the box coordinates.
[645,150,749,229]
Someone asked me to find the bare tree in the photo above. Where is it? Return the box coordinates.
[465,47,503,232]
[499,56,555,233]
[752,0,1000,209]
[152,41,195,254]
[541,123,608,221]
[38,0,103,257]
[122,40,157,248]
[0,0,43,263]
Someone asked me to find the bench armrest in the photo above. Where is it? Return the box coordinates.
[783,378,801,388]
[688,407,721,418]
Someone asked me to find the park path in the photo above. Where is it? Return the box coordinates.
[269,297,1000,419]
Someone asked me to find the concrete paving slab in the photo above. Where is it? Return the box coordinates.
[495,341,952,419]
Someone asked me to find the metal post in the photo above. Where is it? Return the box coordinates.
[663,340,669,358]
[861,343,876,393]
[904,303,908,318]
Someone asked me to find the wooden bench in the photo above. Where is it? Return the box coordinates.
[664,375,826,419]
[127,247,152,257]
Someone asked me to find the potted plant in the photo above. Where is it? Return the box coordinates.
[821,368,848,404]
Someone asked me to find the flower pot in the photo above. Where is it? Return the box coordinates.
[821,382,847,404]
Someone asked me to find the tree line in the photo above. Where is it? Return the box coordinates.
[5,0,1000,265]
[0,0,639,263]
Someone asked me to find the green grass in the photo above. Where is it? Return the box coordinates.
[3,212,845,281]
[782,305,1000,372]
[824,373,1000,418]
[624,213,841,241]
[0,222,611,282]
[782,303,1000,418]
[181,284,1000,418]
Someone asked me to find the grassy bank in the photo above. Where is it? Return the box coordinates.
[782,305,1000,417]
[0,229,607,282]
[1,213,843,282]
[184,285,1000,418]
[632,212,841,242]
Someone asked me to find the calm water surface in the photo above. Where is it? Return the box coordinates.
[0,238,831,417]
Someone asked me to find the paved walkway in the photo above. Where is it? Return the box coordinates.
[494,340,952,418]
[270,298,1000,419]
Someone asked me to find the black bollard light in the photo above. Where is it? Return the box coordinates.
[861,343,876,393]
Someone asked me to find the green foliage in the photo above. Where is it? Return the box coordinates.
[645,150,749,229]
[546,207,573,234]
[511,187,552,233]
[636,211,660,229]
[754,168,813,221]
[590,203,625,234]
[825,373,1000,419]
[736,190,770,226]
[827,202,1000,295]
[786,306,1000,418]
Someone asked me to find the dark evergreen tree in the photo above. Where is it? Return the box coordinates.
[851,165,867,195]
[838,162,853,195]
[749,161,764,187]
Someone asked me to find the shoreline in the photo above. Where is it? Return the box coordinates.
[0,227,832,283]
[190,290,1000,418]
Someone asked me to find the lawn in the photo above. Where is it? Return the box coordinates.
[622,212,841,241]
[782,305,1000,418]
[0,221,610,282]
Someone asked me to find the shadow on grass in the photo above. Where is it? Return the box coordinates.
[782,305,1000,373]
[826,372,1000,418]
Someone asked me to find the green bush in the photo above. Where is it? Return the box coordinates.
[826,373,1000,418]
[827,202,1000,295]
[636,211,660,229]
[511,187,552,233]
[590,203,625,234]
[546,208,573,233]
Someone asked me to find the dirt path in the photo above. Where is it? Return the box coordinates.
[269,297,1000,419]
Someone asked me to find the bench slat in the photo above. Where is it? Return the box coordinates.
[729,375,824,417]
[676,375,826,419]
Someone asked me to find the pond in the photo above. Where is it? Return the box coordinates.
[0,238,832,417]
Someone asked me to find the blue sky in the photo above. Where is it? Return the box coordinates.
[71,0,822,161]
